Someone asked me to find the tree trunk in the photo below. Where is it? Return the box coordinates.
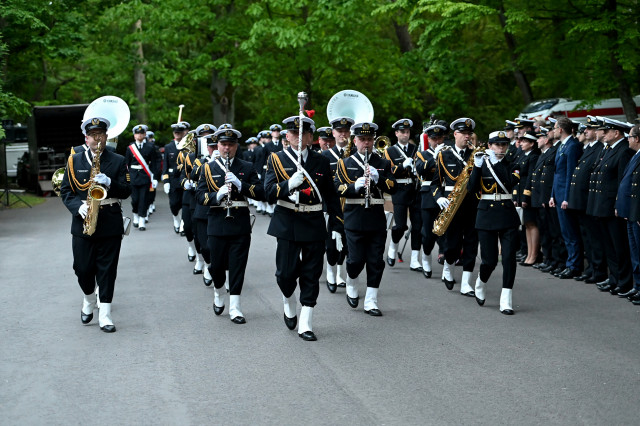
[393,21,413,53]
[133,19,147,123]
[498,4,533,105]
[210,63,234,126]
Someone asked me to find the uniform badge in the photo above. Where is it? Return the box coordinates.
[204,125,210,131]
[498,131,505,138]
[338,184,347,193]
[403,120,409,127]
[341,118,347,125]
[465,119,472,127]
[294,117,300,127]
[434,128,440,134]
[363,123,370,131]
[91,118,100,126]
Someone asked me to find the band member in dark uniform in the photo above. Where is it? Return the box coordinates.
[513,131,540,266]
[60,117,131,332]
[265,115,343,341]
[144,130,161,218]
[468,131,521,314]
[255,131,271,214]
[263,124,284,216]
[163,121,189,233]
[430,118,479,297]
[335,122,397,316]
[125,124,157,231]
[196,128,265,324]
[385,119,422,270]
[321,123,352,291]
[415,123,447,278]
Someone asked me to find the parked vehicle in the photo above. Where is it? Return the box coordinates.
[519,95,640,123]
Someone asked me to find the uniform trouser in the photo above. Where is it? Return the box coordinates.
[627,221,640,289]
[420,207,439,256]
[578,211,607,279]
[72,235,122,303]
[536,208,551,263]
[131,184,150,216]
[326,232,347,266]
[193,217,210,262]
[391,202,422,250]
[599,216,633,290]
[556,206,583,270]
[181,204,194,242]
[275,239,324,307]
[168,187,183,216]
[146,188,156,210]
[478,227,518,289]
[345,229,386,288]
[443,212,478,272]
[545,206,567,267]
[209,234,250,295]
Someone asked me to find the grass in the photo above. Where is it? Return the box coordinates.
[0,191,47,209]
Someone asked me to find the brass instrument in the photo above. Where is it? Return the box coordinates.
[177,131,196,153]
[343,136,354,158]
[52,167,65,196]
[178,104,185,122]
[374,136,390,156]
[327,90,374,160]
[225,152,234,220]
[83,138,107,236]
[432,143,485,236]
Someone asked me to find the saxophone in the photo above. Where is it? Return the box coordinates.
[83,141,107,236]
[432,143,484,236]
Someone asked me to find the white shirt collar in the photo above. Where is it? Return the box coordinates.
[610,138,624,149]
[561,135,571,144]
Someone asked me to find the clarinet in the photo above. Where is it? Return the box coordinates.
[225,152,234,220]
[364,149,371,209]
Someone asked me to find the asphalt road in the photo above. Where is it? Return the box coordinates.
[1,193,639,425]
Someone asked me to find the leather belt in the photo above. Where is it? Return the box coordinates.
[421,180,432,186]
[130,165,142,169]
[396,178,413,184]
[445,185,455,191]
[480,194,512,201]
[344,198,385,205]
[276,200,323,212]
[100,198,120,206]
[211,201,249,208]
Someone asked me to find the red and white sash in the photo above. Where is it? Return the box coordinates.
[129,143,153,188]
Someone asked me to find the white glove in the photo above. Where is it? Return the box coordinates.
[226,172,242,190]
[93,173,111,187]
[474,152,484,168]
[78,201,88,219]
[288,194,297,203]
[288,171,304,190]
[434,144,445,155]
[488,149,498,164]
[257,173,262,180]
[368,166,379,183]
[402,158,413,168]
[354,176,367,191]
[437,197,450,210]
[332,231,343,252]
[216,184,230,202]
[183,180,193,190]
[212,150,221,159]
[163,182,170,194]
[152,179,158,189]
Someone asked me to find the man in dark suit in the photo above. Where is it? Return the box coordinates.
[626,126,640,304]
[125,124,157,231]
[265,115,343,341]
[567,116,607,283]
[468,131,521,314]
[549,117,583,278]
[334,122,397,316]
[588,118,634,295]
[60,117,132,333]
[430,118,479,296]
[196,127,265,324]
[163,121,189,232]
[385,119,422,271]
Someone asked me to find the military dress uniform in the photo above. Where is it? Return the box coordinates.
[265,116,343,341]
[163,121,190,231]
[627,144,640,303]
[125,124,157,230]
[430,118,479,296]
[263,125,284,216]
[196,128,265,324]
[144,130,161,216]
[335,122,397,316]
[60,117,132,332]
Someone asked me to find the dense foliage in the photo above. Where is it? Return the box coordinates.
[1,0,638,142]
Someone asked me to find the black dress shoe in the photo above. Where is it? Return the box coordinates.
[437,255,445,265]
[629,291,640,301]
[213,304,225,315]
[174,226,180,234]
[100,324,116,333]
[598,283,613,292]
[410,266,423,272]
[203,277,212,286]
[299,331,317,341]
[180,231,186,236]
[365,308,383,316]
[633,298,640,305]
[422,269,432,279]
[442,278,454,291]
[559,268,581,279]
[326,281,337,293]
[618,288,637,298]
[609,286,626,296]
[193,268,203,275]
[519,262,535,267]
[347,294,359,308]
[540,264,556,273]
[596,278,610,286]
[133,222,139,228]
[284,314,297,330]
[81,311,93,325]
[501,309,514,315]
[574,273,590,282]
[461,290,475,297]
[532,263,545,269]
[231,316,246,324]
[386,256,395,267]
[188,254,195,262]
[475,296,485,306]
[336,282,346,288]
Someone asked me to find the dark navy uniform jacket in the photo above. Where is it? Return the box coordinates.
[384,143,418,205]
[162,141,183,187]
[125,141,156,186]
[513,150,539,205]
[587,139,633,218]
[529,144,558,208]
[568,142,604,211]
[196,156,264,236]
[628,159,640,222]
[415,148,439,210]
[60,148,131,238]
[615,151,640,219]
[265,147,343,242]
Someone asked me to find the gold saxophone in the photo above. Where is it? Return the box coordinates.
[83,140,107,236]
[432,143,485,236]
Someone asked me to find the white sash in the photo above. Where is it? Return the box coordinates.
[282,149,323,203]
[129,144,153,181]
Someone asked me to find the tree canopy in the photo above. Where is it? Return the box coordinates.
[1,0,638,142]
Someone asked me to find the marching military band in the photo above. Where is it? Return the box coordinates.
[62,94,640,339]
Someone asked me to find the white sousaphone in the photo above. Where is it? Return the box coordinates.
[326,89,374,124]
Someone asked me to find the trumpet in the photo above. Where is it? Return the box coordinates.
[374,136,390,156]
[225,152,234,220]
